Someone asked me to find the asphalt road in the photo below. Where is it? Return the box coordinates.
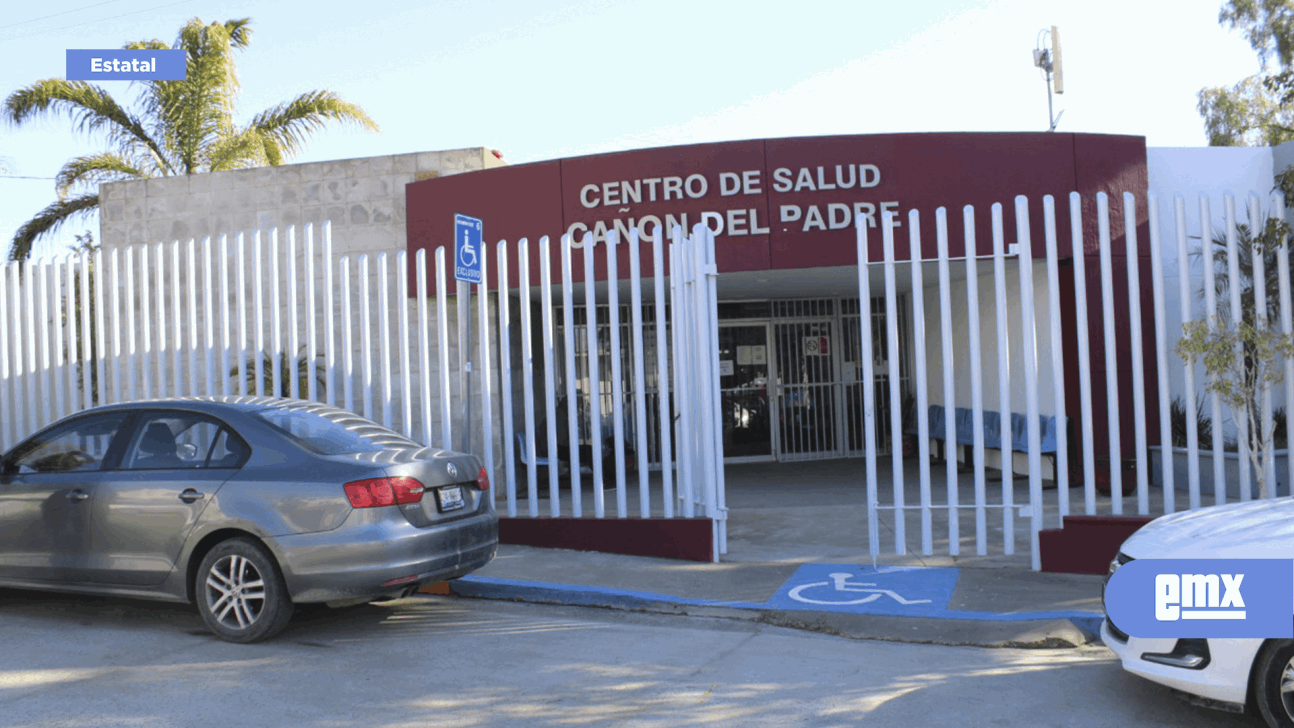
[0,589,1262,728]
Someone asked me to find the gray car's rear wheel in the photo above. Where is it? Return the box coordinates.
[1254,640,1294,728]
[195,538,293,643]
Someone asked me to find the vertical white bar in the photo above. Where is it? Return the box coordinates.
[187,238,199,397]
[992,204,1013,553]
[418,249,434,445]
[81,253,94,410]
[153,245,166,398]
[138,242,151,400]
[584,236,606,517]
[120,250,133,402]
[1122,194,1150,515]
[1014,197,1043,571]
[235,236,247,397]
[66,255,79,409]
[1070,194,1097,514]
[342,257,355,414]
[378,253,393,428]
[539,237,561,513]
[171,241,183,398]
[23,261,38,431]
[202,236,215,397]
[288,228,300,400]
[436,248,452,450]
[606,230,628,517]
[1043,196,1069,515]
[14,262,30,431]
[519,239,540,513]
[882,210,905,554]
[942,208,962,556]
[49,259,65,419]
[306,225,318,402]
[108,249,121,404]
[856,218,881,564]
[1175,197,1201,511]
[961,206,981,555]
[1252,194,1275,496]
[1201,196,1225,506]
[477,240,495,511]
[497,242,517,515]
[0,263,11,447]
[702,225,726,556]
[219,234,230,397]
[1097,193,1123,513]
[562,237,583,516]
[94,248,108,409]
[652,229,674,517]
[269,231,282,398]
[399,251,413,437]
[628,229,651,518]
[908,210,933,555]
[324,224,336,406]
[360,255,374,421]
[1225,196,1250,501]
[1149,195,1176,513]
[669,231,692,517]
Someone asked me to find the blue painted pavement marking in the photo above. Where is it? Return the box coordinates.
[769,564,960,616]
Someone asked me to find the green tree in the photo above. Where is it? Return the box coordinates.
[4,17,379,262]
[1178,316,1294,498]
[1197,75,1294,146]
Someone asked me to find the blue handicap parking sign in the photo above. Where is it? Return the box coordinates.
[454,213,483,284]
[768,564,960,616]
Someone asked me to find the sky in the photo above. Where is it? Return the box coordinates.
[0,0,1268,261]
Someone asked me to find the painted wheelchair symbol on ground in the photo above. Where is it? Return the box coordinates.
[789,572,933,605]
[769,564,960,616]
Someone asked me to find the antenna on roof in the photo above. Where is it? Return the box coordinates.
[1033,26,1064,132]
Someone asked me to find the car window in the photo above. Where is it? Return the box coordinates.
[207,428,250,468]
[9,412,130,474]
[123,414,227,470]
[254,407,387,455]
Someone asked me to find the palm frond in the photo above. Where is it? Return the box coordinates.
[55,153,148,198]
[9,194,99,262]
[4,79,172,176]
[248,90,379,159]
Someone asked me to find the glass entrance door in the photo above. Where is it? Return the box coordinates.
[717,325,772,459]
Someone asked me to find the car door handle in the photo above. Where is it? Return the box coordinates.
[66,489,89,502]
[179,489,205,504]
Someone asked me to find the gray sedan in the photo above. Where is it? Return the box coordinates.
[0,396,498,642]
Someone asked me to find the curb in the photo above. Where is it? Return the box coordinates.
[447,575,1106,647]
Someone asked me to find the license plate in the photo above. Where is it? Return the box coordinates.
[436,486,466,512]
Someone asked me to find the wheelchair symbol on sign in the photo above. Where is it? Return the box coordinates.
[459,230,478,269]
[788,572,933,606]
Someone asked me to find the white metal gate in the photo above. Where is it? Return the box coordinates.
[859,192,1294,570]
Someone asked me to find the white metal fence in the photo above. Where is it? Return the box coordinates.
[0,221,488,467]
[859,191,1294,569]
[0,220,729,560]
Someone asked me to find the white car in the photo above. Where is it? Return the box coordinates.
[1102,498,1294,727]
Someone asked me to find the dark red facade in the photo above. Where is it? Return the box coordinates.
[406,132,1152,487]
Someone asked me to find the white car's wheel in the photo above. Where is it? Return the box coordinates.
[1254,640,1294,728]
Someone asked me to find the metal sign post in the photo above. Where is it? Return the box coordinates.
[454,214,483,454]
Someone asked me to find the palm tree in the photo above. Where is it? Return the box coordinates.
[230,347,327,399]
[4,17,379,261]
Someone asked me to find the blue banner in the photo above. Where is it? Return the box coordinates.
[1105,558,1293,638]
[67,49,187,81]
